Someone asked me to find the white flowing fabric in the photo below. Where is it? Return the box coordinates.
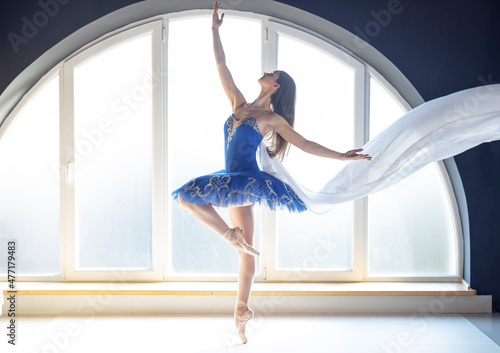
[257,84,500,214]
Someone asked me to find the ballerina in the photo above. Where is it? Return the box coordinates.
[172,1,371,344]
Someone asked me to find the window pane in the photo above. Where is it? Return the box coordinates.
[368,77,457,277]
[277,207,352,271]
[0,76,60,276]
[73,35,153,270]
[276,34,355,270]
[167,18,261,276]
[369,77,405,138]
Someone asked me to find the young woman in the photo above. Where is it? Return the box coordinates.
[172,1,371,344]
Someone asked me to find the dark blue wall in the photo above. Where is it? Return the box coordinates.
[1,0,499,305]
[0,0,141,92]
[278,0,500,100]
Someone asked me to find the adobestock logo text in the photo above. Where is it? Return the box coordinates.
[7,0,71,54]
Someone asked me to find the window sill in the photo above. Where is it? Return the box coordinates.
[2,280,475,296]
[2,280,489,315]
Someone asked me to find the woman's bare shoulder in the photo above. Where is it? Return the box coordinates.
[254,111,286,136]
[256,111,284,126]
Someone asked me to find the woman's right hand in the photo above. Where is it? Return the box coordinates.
[212,2,224,29]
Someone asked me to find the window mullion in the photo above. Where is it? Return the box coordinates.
[260,19,278,281]
[351,63,366,281]
[361,66,370,280]
[162,17,170,280]
[151,20,165,280]
[60,64,76,280]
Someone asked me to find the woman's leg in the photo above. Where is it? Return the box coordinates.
[227,205,256,321]
[178,197,259,256]
[178,197,229,235]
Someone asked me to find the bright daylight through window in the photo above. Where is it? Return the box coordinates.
[0,13,460,281]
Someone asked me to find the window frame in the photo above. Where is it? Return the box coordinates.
[0,71,62,278]
[364,68,464,282]
[262,21,366,282]
[61,20,165,281]
[0,9,463,283]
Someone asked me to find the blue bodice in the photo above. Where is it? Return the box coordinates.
[224,115,262,173]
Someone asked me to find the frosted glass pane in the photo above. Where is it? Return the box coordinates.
[277,203,352,271]
[369,77,405,139]
[168,18,261,275]
[368,77,457,277]
[276,34,355,270]
[0,76,60,276]
[73,35,153,270]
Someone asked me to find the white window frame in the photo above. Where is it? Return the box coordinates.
[0,9,463,283]
[61,21,164,281]
[0,68,62,281]
[261,21,366,282]
[363,68,464,282]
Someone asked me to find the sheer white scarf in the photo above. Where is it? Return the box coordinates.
[257,84,500,214]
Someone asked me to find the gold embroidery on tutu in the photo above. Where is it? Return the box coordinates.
[181,175,305,208]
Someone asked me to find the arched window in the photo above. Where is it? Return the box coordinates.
[0,8,461,282]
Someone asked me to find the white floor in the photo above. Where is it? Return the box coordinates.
[1,313,500,353]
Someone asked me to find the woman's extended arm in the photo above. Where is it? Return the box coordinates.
[212,2,245,111]
[270,114,372,161]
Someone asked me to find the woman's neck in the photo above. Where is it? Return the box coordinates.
[250,89,273,109]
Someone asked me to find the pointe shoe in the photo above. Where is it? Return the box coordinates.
[222,227,260,256]
[235,300,254,344]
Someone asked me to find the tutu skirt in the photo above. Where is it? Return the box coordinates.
[172,169,307,212]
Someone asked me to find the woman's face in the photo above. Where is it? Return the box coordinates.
[259,71,280,90]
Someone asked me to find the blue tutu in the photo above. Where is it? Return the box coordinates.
[172,115,306,212]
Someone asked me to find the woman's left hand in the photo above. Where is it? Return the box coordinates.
[343,149,372,161]
[212,1,224,29]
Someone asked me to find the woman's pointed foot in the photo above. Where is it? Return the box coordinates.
[222,227,260,256]
[234,300,254,344]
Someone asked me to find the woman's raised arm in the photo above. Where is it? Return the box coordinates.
[212,2,246,111]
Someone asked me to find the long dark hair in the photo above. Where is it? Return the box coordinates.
[268,70,296,161]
